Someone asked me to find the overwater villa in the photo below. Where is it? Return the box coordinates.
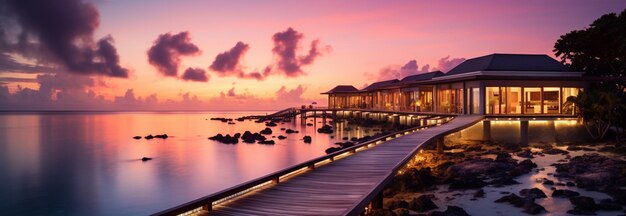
[323,53,587,116]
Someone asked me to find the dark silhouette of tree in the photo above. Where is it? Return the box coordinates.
[555,9,626,142]
[554,9,626,80]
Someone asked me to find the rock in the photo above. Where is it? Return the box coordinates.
[277,135,287,140]
[542,148,569,155]
[516,149,534,158]
[408,195,438,212]
[473,189,485,198]
[303,136,312,143]
[519,188,547,199]
[542,178,554,185]
[258,140,275,145]
[509,159,537,177]
[385,199,409,210]
[554,154,626,190]
[569,196,597,211]
[208,134,238,144]
[366,209,395,216]
[241,131,266,143]
[566,182,576,187]
[342,137,349,140]
[154,134,168,139]
[141,157,152,161]
[210,117,233,122]
[325,147,342,154]
[552,189,580,198]
[260,127,273,135]
[448,177,485,189]
[566,209,596,215]
[144,134,154,139]
[265,121,277,127]
[387,168,438,195]
[495,151,512,162]
[495,194,526,207]
[133,136,142,139]
[317,124,333,134]
[597,198,623,211]
[522,202,547,215]
[429,206,469,216]
[392,208,409,216]
[338,142,354,148]
[285,129,299,134]
[306,123,313,126]
[233,133,241,139]
[280,128,285,130]
[228,122,236,125]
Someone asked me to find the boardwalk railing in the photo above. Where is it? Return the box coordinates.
[151,115,456,216]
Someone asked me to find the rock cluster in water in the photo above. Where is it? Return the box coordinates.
[135,134,169,140]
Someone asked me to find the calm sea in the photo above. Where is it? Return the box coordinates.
[0,111,376,215]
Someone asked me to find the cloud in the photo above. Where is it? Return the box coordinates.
[0,53,58,74]
[267,27,330,77]
[0,0,129,77]
[436,56,466,72]
[210,42,250,74]
[376,60,431,81]
[147,31,201,77]
[275,84,306,103]
[181,67,209,82]
[372,56,466,81]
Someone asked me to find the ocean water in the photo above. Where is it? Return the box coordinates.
[0,111,379,215]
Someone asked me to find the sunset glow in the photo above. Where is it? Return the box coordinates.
[0,0,624,110]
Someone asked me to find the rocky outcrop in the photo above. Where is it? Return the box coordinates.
[408,195,438,212]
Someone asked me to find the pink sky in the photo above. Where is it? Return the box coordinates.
[0,0,624,110]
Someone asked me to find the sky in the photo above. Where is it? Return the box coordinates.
[0,0,625,110]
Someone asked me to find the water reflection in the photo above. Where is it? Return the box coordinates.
[0,111,381,215]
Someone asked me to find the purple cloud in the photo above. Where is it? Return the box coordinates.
[0,0,129,77]
[147,31,201,77]
[269,27,330,77]
[210,42,250,74]
[181,67,209,82]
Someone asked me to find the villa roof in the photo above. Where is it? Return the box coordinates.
[400,71,445,82]
[360,79,399,91]
[321,85,360,94]
[446,54,571,76]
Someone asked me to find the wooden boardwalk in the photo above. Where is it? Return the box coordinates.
[203,115,483,216]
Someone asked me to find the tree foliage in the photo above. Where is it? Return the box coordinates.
[554,9,626,80]
[555,9,626,142]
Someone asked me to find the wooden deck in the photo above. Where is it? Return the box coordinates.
[203,115,484,216]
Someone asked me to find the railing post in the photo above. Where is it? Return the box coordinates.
[272,176,280,184]
[437,136,445,154]
[202,203,212,212]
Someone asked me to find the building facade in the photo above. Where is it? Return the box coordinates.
[322,54,587,116]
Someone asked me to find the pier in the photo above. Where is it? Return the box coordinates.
[153,113,484,216]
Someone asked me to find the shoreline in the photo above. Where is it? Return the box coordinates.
[375,139,626,216]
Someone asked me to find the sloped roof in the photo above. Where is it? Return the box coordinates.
[446,54,570,75]
[321,85,359,94]
[360,79,399,91]
[400,71,445,82]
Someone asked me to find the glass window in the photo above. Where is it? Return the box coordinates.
[504,87,522,114]
[524,87,542,114]
[562,88,579,115]
[486,87,500,114]
[543,87,560,114]
[472,88,480,114]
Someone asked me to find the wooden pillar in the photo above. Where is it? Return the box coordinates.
[520,120,529,146]
[437,136,445,154]
[483,120,491,141]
